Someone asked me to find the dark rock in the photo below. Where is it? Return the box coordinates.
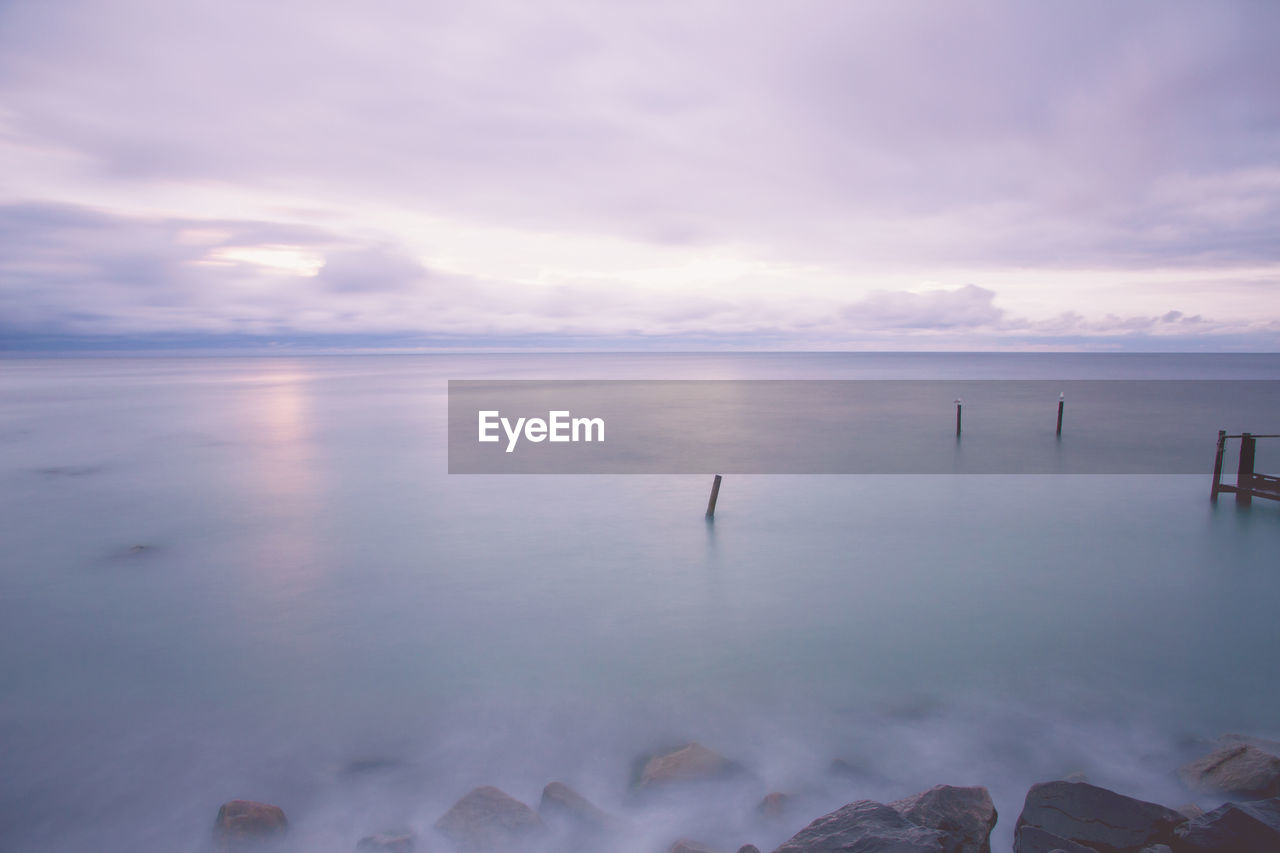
[434,786,546,851]
[1178,743,1280,798]
[1170,797,1280,852]
[212,800,288,849]
[633,743,743,790]
[538,781,614,832]
[890,784,997,853]
[1013,825,1097,853]
[771,799,948,852]
[670,841,717,853]
[1014,781,1184,853]
[758,792,791,819]
[738,847,763,853]
[356,833,414,852]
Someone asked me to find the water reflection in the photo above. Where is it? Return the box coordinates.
[230,365,329,631]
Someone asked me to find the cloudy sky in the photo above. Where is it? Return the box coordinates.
[1,0,1278,350]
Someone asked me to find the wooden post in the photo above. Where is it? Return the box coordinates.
[1211,430,1226,502]
[705,474,722,519]
[955,398,962,437]
[1056,392,1065,437]
[1237,432,1256,506]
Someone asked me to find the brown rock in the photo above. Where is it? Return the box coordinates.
[539,781,615,832]
[356,833,414,852]
[212,800,288,849]
[634,743,742,790]
[1172,797,1280,851]
[1222,733,1280,753]
[434,786,546,851]
[1179,743,1280,797]
[758,792,791,819]
[890,784,998,853]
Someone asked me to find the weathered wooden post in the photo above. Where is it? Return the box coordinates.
[705,474,722,519]
[955,398,962,437]
[1056,392,1065,437]
[1211,430,1226,502]
[1237,432,1256,506]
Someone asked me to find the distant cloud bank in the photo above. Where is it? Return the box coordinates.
[1,0,1277,350]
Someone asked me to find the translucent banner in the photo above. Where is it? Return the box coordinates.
[447,380,1280,474]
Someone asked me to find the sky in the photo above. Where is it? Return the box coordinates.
[1,0,1278,351]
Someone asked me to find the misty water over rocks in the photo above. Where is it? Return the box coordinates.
[1,353,1279,852]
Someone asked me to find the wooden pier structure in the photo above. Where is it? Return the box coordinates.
[1211,431,1280,505]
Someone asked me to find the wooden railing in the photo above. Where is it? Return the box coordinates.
[1211,431,1280,505]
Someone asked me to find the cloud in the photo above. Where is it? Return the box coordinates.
[0,1,1278,348]
[4,1,1279,265]
[0,203,395,334]
[842,284,1005,330]
[316,246,430,293]
[2,201,1276,351]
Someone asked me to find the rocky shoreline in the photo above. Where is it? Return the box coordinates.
[210,734,1280,853]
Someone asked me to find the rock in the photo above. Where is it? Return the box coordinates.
[1138,845,1171,853]
[771,799,948,852]
[738,847,763,853]
[356,833,414,852]
[634,743,743,790]
[1178,743,1280,798]
[539,781,615,833]
[212,800,288,848]
[1014,781,1185,853]
[1171,796,1280,852]
[758,792,791,819]
[1221,733,1280,754]
[670,841,717,853]
[890,784,998,853]
[434,786,546,851]
[1014,824,1098,853]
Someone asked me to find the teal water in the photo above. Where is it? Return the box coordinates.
[1,353,1278,852]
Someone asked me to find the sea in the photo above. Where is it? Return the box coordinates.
[1,352,1278,853]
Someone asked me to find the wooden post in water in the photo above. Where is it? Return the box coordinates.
[1056,392,1065,437]
[1237,432,1256,506]
[955,398,962,437]
[1211,430,1226,502]
[705,474,722,519]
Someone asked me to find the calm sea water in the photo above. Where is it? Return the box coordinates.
[1,353,1279,853]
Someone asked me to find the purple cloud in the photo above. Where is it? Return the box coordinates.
[0,1,1277,348]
